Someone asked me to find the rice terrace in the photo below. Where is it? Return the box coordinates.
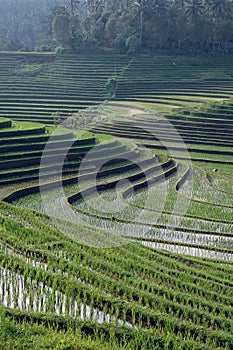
[0,1,233,349]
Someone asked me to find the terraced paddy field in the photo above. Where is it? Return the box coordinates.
[0,53,233,349]
[0,53,130,123]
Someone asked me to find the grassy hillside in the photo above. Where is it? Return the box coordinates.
[0,52,232,349]
[0,53,130,123]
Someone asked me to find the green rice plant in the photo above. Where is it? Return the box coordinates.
[0,52,233,349]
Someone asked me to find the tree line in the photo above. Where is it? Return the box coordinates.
[0,0,232,53]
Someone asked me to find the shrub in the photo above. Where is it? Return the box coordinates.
[106,77,117,99]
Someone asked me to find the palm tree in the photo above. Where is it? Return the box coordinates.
[83,0,105,15]
[167,2,187,49]
[82,0,105,40]
[131,0,147,44]
[206,0,228,20]
[185,0,203,23]
[174,0,185,10]
[66,0,80,16]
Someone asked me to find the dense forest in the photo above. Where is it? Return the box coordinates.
[0,0,232,53]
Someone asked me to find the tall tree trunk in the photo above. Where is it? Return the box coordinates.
[139,8,143,44]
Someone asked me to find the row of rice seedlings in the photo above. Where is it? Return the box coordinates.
[13,173,232,252]
[174,168,233,221]
[13,192,44,213]
[0,241,48,271]
[118,245,233,295]
[52,255,233,320]
[1,193,233,292]
[49,236,233,301]
[0,230,121,297]
[1,255,233,342]
[0,201,53,232]
[0,206,230,300]
[0,231,103,292]
[193,161,233,176]
[185,199,233,222]
[141,241,233,261]
[0,205,232,320]
[120,176,232,233]
[125,184,233,231]
[0,267,125,326]
[1,308,216,350]
[128,164,187,210]
[0,249,140,328]
[52,249,233,319]
[68,163,232,237]
[180,167,233,207]
[76,187,233,236]
[57,238,233,308]
[46,236,233,296]
[0,253,176,332]
[210,173,233,194]
[3,232,223,326]
[160,213,233,234]
[142,227,233,249]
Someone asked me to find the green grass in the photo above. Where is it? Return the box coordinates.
[0,310,117,350]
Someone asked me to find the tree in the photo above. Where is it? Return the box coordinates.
[83,0,105,15]
[82,0,105,41]
[106,76,117,98]
[206,0,228,20]
[52,14,70,46]
[69,14,83,50]
[105,15,118,41]
[174,0,185,9]
[130,0,147,44]
[126,34,141,53]
[185,0,204,23]
[66,0,80,16]
[1,0,233,54]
